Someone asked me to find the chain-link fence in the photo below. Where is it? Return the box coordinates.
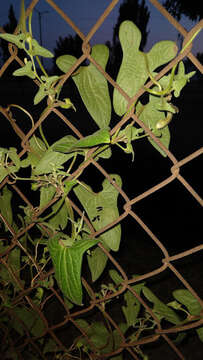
[0,0,203,359]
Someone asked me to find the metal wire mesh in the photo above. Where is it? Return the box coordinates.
[0,0,202,359]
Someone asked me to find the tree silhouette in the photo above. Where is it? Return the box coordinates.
[162,0,203,21]
[0,5,18,64]
[108,0,150,78]
[52,34,85,74]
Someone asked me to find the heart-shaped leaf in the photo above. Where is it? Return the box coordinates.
[56,45,111,128]
[113,21,178,116]
[74,174,122,251]
[48,233,99,305]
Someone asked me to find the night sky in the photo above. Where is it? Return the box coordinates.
[0,0,202,60]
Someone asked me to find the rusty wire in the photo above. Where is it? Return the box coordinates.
[0,1,202,359]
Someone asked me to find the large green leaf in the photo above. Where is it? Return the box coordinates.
[56,44,111,128]
[48,233,99,305]
[73,174,122,251]
[113,21,178,116]
[53,128,110,153]
[33,149,74,175]
[142,286,181,325]
[173,289,203,316]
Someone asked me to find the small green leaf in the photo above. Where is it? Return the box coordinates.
[173,61,196,97]
[0,33,26,48]
[13,61,35,79]
[75,320,112,353]
[139,95,171,157]
[60,98,76,111]
[122,283,145,327]
[34,76,59,104]
[109,269,124,286]
[39,184,56,209]
[0,247,21,288]
[48,200,69,231]
[196,326,203,342]
[0,185,13,226]
[74,174,122,251]
[31,39,53,58]
[173,289,203,316]
[87,245,109,282]
[48,233,99,305]
[0,167,9,183]
[8,147,21,169]
[27,136,47,169]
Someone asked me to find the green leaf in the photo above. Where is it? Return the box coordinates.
[0,247,21,289]
[0,33,26,49]
[48,200,69,231]
[0,167,9,183]
[12,306,44,336]
[173,289,203,316]
[33,75,59,104]
[109,269,124,286]
[112,323,128,356]
[87,245,109,282]
[69,128,110,150]
[196,326,203,342]
[139,95,171,157]
[33,149,74,175]
[8,147,21,169]
[30,39,53,58]
[0,148,21,183]
[48,233,99,305]
[56,54,76,73]
[57,45,111,128]
[27,136,47,168]
[13,60,35,79]
[39,184,56,209]
[52,135,77,153]
[113,21,178,116]
[43,337,58,354]
[122,283,145,327]
[173,61,196,97]
[147,40,178,72]
[0,185,13,226]
[76,320,113,353]
[142,286,181,325]
[73,174,122,251]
